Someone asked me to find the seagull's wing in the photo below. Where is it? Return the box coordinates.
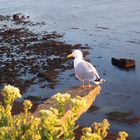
[84,60,100,79]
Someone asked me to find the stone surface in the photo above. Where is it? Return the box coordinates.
[24,95,42,101]
[61,85,101,124]
[33,85,101,119]
[33,85,101,136]
[13,14,20,21]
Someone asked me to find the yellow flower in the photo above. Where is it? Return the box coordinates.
[23,100,32,110]
[82,127,92,134]
[71,97,86,112]
[32,134,41,140]
[0,127,8,136]
[52,92,71,103]
[32,117,41,127]
[2,85,21,99]
[0,105,4,114]
[39,109,48,117]
[91,119,110,139]
[50,107,59,116]
[14,116,21,126]
[103,119,110,128]
[117,131,128,140]
[62,93,71,101]
[5,104,12,116]
[52,92,61,100]
[119,131,128,137]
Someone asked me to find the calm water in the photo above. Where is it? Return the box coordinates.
[0,0,140,139]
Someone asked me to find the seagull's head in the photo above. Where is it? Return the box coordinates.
[67,50,83,59]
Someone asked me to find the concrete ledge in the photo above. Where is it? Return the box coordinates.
[60,85,101,123]
[34,85,101,120]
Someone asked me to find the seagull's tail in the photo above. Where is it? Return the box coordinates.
[94,78,105,85]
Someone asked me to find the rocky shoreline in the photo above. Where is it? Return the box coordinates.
[0,14,88,95]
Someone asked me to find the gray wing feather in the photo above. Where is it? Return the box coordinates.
[84,61,100,79]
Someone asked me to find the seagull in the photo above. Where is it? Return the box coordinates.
[67,50,105,88]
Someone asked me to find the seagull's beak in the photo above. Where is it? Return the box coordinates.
[67,53,73,58]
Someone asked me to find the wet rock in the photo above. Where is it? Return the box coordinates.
[34,85,101,119]
[0,15,10,21]
[38,71,56,81]
[0,13,88,92]
[88,105,99,112]
[43,32,63,40]
[107,111,133,119]
[24,95,41,101]
[107,111,140,125]
[13,14,20,21]
[12,13,33,25]
[71,27,79,30]
[112,57,135,69]
[96,26,110,30]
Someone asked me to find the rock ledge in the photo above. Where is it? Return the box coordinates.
[34,85,101,122]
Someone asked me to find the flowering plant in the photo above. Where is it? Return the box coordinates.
[0,85,128,140]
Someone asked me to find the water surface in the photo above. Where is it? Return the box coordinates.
[0,0,140,139]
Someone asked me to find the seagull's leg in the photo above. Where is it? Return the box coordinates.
[88,81,92,88]
[81,80,86,88]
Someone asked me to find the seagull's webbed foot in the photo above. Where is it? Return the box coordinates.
[80,81,92,88]
[81,80,86,88]
[88,81,92,88]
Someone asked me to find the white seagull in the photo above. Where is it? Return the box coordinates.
[67,50,105,88]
